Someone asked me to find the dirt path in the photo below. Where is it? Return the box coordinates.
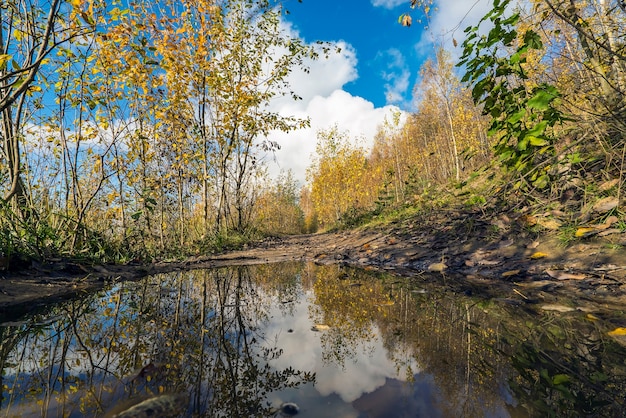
[2,209,626,320]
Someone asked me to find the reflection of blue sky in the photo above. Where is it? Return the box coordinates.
[262,291,435,416]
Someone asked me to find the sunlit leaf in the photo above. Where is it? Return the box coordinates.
[608,327,626,336]
[575,227,598,238]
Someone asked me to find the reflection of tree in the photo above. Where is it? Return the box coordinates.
[3,262,626,417]
[505,313,626,416]
[0,264,314,417]
[310,264,392,366]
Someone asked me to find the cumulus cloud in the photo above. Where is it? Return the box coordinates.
[416,0,500,56]
[378,48,412,107]
[268,90,400,185]
[370,0,407,9]
[264,23,405,186]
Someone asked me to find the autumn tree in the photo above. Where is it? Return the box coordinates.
[306,126,382,229]
[252,170,304,235]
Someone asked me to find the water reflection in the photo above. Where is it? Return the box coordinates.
[1,262,625,417]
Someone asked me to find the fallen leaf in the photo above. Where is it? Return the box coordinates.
[311,324,330,332]
[428,262,447,272]
[530,252,548,259]
[593,196,619,213]
[501,269,521,277]
[608,327,626,336]
[545,270,586,280]
[599,179,619,191]
[575,227,598,238]
[586,313,599,321]
[598,228,622,237]
[540,304,575,312]
[537,218,562,230]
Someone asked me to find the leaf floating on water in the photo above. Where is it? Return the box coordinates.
[311,324,330,332]
[530,252,548,259]
[608,327,626,336]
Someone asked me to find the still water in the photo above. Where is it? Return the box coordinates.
[1,262,625,417]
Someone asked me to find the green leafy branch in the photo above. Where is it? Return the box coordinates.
[458,0,567,189]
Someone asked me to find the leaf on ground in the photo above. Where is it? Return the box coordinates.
[545,270,586,280]
[540,304,575,312]
[575,227,598,238]
[501,269,520,277]
[536,218,561,230]
[428,262,447,272]
[521,215,537,226]
[598,228,622,237]
[599,179,619,191]
[530,252,548,259]
[593,197,619,213]
[608,327,626,336]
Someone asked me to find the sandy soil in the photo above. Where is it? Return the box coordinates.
[2,208,626,320]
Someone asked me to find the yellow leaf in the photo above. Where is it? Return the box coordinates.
[0,54,12,69]
[501,269,520,277]
[608,327,626,336]
[428,262,447,272]
[575,227,597,237]
[586,313,599,321]
[530,252,547,259]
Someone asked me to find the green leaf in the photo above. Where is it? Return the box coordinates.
[528,136,548,146]
[527,89,556,110]
[533,174,550,189]
[506,108,525,124]
[552,374,570,385]
[527,120,548,136]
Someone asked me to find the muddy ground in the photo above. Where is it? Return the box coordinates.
[1,208,626,321]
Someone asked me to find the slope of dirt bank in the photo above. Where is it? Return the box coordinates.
[2,207,626,320]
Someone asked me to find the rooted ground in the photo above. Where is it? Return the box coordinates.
[1,207,626,320]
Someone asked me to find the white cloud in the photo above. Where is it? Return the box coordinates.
[379,48,412,107]
[264,25,406,186]
[371,0,407,9]
[417,0,517,57]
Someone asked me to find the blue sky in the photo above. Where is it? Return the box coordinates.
[282,0,430,109]
[265,0,495,184]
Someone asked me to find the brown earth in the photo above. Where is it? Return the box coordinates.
[1,207,626,321]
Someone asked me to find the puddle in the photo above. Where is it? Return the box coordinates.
[1,262,625,417]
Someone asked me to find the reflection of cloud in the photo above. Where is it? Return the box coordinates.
[352,375,443,417]
[264,294,420,404]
